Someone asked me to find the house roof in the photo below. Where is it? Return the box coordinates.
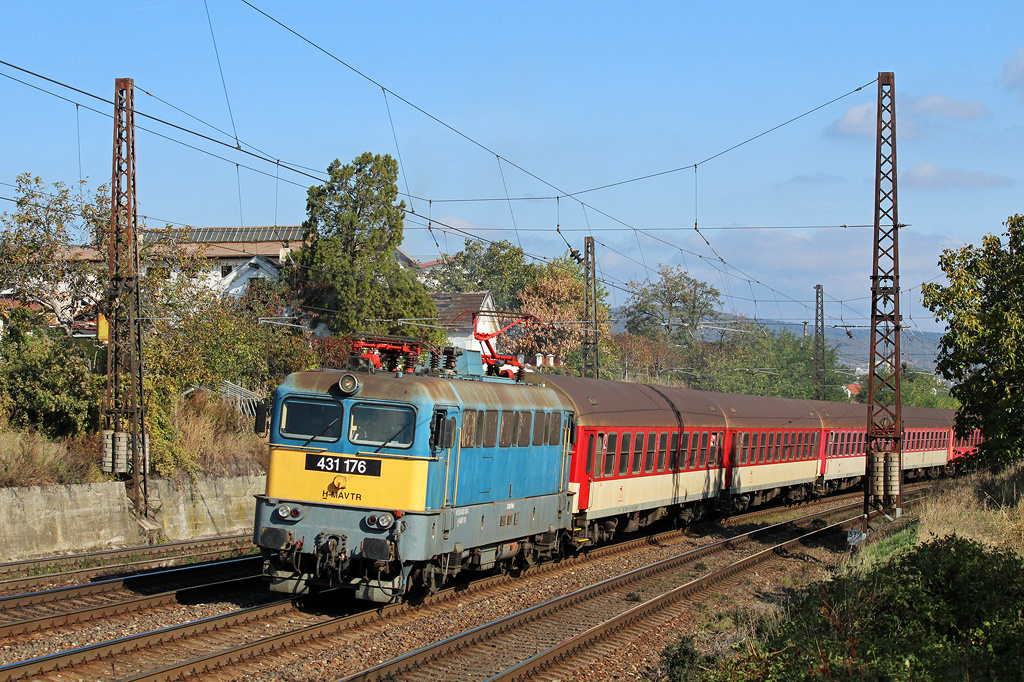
[431,291,493,330]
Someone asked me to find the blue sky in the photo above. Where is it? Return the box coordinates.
[2,1,1022,353]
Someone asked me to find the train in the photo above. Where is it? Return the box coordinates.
[252,337,980,602]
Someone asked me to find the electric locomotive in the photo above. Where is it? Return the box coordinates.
[253,337,575,601]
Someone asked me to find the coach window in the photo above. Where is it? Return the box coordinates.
[712,432,724,466]
[747,432,757,465]
[795,432,804,460]
[763,432,773,463]
[618,433,632,476]
[280,397,343,443]
[774,432,783,462]
[754,432,764,464]
[696,431,708,467]
[656,432,669,471]
[518,412,533,447]
[689,432,701,469]
[738,432,749,465]
[632,433,645,474]
[645,432,657,473]
[604,433,618,478]
[548,411,563,446]
[782,433,792,461]
[669,432,680,470]
[679,432,691,470]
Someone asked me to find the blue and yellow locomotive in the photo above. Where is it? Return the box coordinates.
[254,337,575,601]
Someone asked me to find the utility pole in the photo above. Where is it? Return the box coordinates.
[864,72,902,531]
[581,236,600,379]
[813,284,825,400]
[102,78,148,516]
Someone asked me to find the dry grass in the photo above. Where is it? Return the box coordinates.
[917,463,1024,556]
[0,427,104,487]
[163,391,268,481]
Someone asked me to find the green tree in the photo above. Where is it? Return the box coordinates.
[922,214,1024,464]
[0,308,100,438]
[287,153,442,345]
[622,264,721,345]
[427,238,541,310]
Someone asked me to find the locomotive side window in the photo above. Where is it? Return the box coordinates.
[645,432,657,473]
[533,411,546,446]
[518,412,533,447]
[462,410,477,448]
[669,432,680,470]
[548,411,562,446]
[632,433,644,474]
[499,411,515,448]
[604,433,618,477]
[618,433,631,476]
[349,403,415,448]
[482,410,499,448]
[280,398,343,443]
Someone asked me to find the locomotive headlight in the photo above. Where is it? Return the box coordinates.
[338,373,361,395]
[367,512,395,529]
[276,503,304,521]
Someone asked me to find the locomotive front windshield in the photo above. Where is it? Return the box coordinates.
[349,403,416,449]
[280,398,343,442]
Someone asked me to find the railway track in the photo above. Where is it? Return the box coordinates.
[0,489,930,681]
[0,533,257,595]
[0,556,262,638]
[0,493,878,682]
[340,505,870,681]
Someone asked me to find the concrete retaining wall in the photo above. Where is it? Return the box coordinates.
[0,475,265,562]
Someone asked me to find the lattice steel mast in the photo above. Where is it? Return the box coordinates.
[103,77,148,515]
[813,284,826,400]
[581,236,600,379]
[864,72,902,528]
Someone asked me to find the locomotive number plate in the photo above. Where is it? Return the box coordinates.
[305,454,381,477]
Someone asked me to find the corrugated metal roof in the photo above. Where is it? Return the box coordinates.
[183,226,304,243]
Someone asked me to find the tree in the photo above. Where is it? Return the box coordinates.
[0,174,107,340]
[427,238,541,310]
[287,153,443,345]
[621,264,721,345]
[0,307,100,438]
[922,214,1024,463]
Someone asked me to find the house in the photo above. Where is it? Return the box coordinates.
[430,291,500,356]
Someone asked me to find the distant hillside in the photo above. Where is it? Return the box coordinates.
[608,311,942,374]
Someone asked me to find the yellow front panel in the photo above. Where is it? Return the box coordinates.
[266,447,430,511]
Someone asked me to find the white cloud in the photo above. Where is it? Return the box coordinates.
[903,162,1014,189]
[827,93,985,140]
[826,102,875,138]
[905,94,988,120]
[1002,47,1024,99]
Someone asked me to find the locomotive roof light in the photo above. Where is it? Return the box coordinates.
[338,373,362,396]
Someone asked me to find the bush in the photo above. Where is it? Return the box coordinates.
[0,428,103,487]
[701,535,1024,681]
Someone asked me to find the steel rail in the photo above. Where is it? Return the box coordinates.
[0,573,261,638]
[339,504,864,682]
[487,517,861,682]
